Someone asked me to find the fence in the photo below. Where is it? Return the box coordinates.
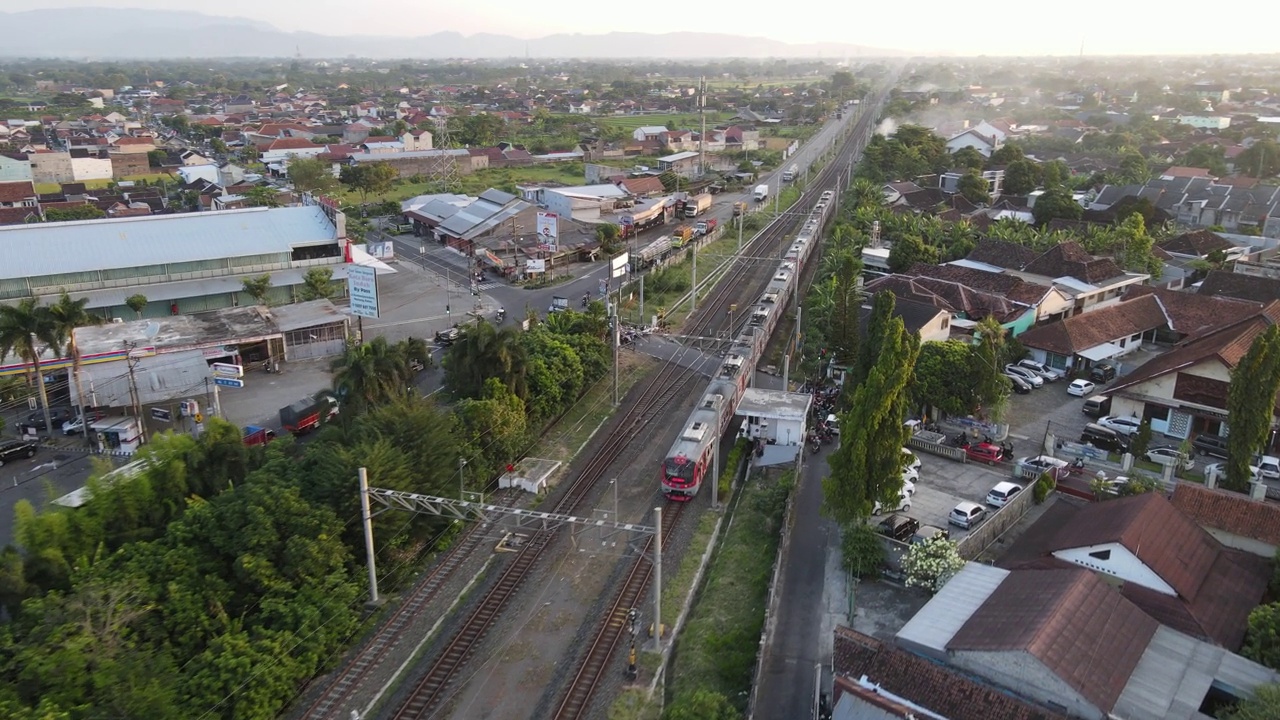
[955,481,1037,560]
[907,435,968,462]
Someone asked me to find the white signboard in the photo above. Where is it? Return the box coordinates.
[347,265,380,318]
[210,362,244,378]
[367,241,395,259]
[536,211,558,252]
[610,251,629,279]
[526,258,546,273]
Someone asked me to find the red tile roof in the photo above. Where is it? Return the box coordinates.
[265,137,319,151]
[965,237,1039,270]
[0,180,37,203]
[833,627,1066,720]
[113,136,155,145]
[1161,165,1216,178]
[619,176,665,196]
[1158,229,1232,256]
[1171,482,1280,546]
[0,206,38,225]
[1021,241,1126,284]
[1123,285,1261,340]
[949,568,1157,713]
[1017,293,1169,355]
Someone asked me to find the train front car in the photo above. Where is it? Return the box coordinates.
[662,383,735,500]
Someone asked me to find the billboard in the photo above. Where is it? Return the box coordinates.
[536,211,558,252]
[347,265,380,318]
[610,251,629,279]
[526,258,546,273]
[367,241,395,259]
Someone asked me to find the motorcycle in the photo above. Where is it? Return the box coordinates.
[951,433,971,448]
[496,308,506,323]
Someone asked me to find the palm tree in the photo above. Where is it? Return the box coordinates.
[0,298,59,436]
[331,336,409,413]
[445,322,528,401]
[47,291,104,439]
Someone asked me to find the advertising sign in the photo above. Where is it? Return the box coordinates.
[215,377,246,388]
[526,258,546,273]
[151,407,172,422]
[536,212,559,252]
[347,265,380,319]
[210,362,243,378]
[367,241,395,260]
[610,251,629,279]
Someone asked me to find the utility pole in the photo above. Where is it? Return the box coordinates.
[612,312,620,407]
[653,505,663,652]
[691,242,697,313]
[358,467,380,605]
[639,274,645,327]
[457,457,467,497]
[124,340,146,444]
[737,211,744,252]
[698,76,707,177]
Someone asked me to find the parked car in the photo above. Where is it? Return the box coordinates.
[1003,364,1044,387]
[965,442,1004,465]
[901,448,921,474]
[1005,372,1032,394]
[1205,462,1260,481]
[1017,359,1063,382]
[1082,394,1111,417]
[948,501,987,529]
[1089,362,1117,383]
[0,439,38,466]
[434,327,463,346]
[1097,415,1143,436]
[1067,379,1096,397]
[986,481,1024,508]
[1254,455,1280,480]
[1191,434,1229,459]
[911,525,950,545]
[61,410,107,435]
[872,490,911,516]
[1080,423,1129,454]
[22,408,72,431]
[1145,446,1194,471]
[901,477,917,495]
[877,513,920,543]
[1018,455,1070,480]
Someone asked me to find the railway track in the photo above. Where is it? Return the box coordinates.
[546,99,885,720]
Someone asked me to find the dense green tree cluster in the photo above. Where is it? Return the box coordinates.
[856,124,951,183]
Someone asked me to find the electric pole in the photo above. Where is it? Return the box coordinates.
[124,340,147,444]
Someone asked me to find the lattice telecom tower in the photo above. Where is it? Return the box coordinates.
[430,111,462,193]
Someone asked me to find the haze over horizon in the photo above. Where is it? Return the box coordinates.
[1,0,1278,57]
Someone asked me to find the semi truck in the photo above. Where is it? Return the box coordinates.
[753,184,770,202]
[682,193,712,218]
[782,164,799,182]
[279,395,340,435]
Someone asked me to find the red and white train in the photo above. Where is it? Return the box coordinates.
[662,190,835,500]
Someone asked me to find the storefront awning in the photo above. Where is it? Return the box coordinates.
[1078,342,1125,362]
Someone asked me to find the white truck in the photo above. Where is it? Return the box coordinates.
[782,164,799,182]
[753,184,770,202]
[683,193,712,218]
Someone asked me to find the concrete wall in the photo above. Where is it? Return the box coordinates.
[0,155,32,182]
[110,152,151,178]
[956,477,1036,560]
[71,156,113,182]
[950,650,1102,720]
[30,151,74,184]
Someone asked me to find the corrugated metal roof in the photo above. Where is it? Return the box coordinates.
[0,206,336,280]
[895,563,1008,659]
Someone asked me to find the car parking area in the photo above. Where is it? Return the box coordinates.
[874,450,1015,541]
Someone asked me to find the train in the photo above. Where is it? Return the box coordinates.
[661,189,836,500]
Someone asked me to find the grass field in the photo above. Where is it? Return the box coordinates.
[334,163,588,205]
[34,173,175,194]
[593,112,734,131]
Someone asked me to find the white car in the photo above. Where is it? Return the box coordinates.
[902,465,920,485]
[1003,364,1044,387]
[901,448,921,474]
[1018,455,1069,478]
[1145,446,1195,471]
[1098,415,1143,436]
[1067,379,1095,397]
[872,490,911,515]
[1206,462,1260,480]
[986,481,1024,508]
[1017,359,1063,382]
[1254,455,1280,480]
[902,477,917,495]
[948,501,987,529]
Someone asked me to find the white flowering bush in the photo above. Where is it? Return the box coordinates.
[902,535,965,593]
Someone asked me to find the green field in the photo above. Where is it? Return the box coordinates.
[593,112,734,131]
[34,173,176,194]
[334,163,588,205]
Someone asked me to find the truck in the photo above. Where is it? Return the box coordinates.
[695,218,718,236]
[782,164,799,182]
[279,395,340,435]
[683,193,712,218]
[242,425,277,447]
[732,201,747,217]
[672,226,695,246]
[753,184,770,203]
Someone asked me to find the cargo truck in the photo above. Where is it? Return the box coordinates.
[672,226,695,246]
[683,193,712,218]
[732,201,747,217]
[753,184,770,202]
[279,395,340,435]
[242,425,277,447]
[782,164,799,182]
[695,218,717,236]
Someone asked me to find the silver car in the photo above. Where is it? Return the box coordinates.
[1003,364,1044,387]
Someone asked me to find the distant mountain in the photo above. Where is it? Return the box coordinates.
[0,9,906,59]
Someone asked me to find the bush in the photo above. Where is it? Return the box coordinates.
[1034,470,1056,504]
[841,522,886,579]
[902,535,965,593]
[1130,422,1153,458]
[718,438,749,499]
[648,266,690,294]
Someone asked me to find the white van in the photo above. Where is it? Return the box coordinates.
[825,414,840,436]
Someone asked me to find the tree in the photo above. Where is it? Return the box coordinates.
[146,149,167,167]
[443,321,529,404]
[44,204,105,222]
[1226,325,1280,491]
[1118,151,1150,184]
[241,274,273,306]
[1130,421,1153,458]
[663,689,738,720]
[971,317,1012,422]
[1113,212,1162,277]
[988,143,1024,166]
[956,171,990,204]
[1181,144,1228,177]
[330,336,415,414]
[242,185,282,208]
[0,298,59,438]
[124,294,148,318]
[297,267,336,301]
[286,157,339,193]
[1236,140,1280,179]
[825,317,919,521]
[1032,186,1082,226]
[902,534,965,593]
[887,233,935,273]
[850,290,894,390]
[841,521,886,579]
[825,249,862,365]
[340,162,398,201]
[1243,603,1280,671]
[912,340,976,417]
[46,291,103,433]
[1221,683,1280,720]
[1041,159,1070,188]
[950,146,985,171]
[1002,158,1042,196]
[456,378,528,475]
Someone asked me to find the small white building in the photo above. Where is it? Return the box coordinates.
[542,184,630,223]
[633,125,668,142]
[737,388,812,466]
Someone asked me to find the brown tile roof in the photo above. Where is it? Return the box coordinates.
[1123,285,1261,339]
[949,568,1157,714]
[897,187,945,210]
[265,137,318,151]
[1197,270,1280,304]
[1161,165,1216,178]
[0,180,37,203]
[1022,241,1127,284]
[1171,482,1280,546]
[1158,229,1232,256]
[833,627,1066,720]
[1016,293,1168,355]
[965,238,1038,270]
[905,263,1053,307]
[998,494,1271,649]
[619,176,665,196]
[0,206,38,225]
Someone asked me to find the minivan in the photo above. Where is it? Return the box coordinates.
[1080,423,1128,453]
[1192,434,1229,459]
[1082,395,1112,418]
[1089,362,1117,383]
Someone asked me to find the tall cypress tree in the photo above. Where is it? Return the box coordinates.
[849,290,895,391]
[1226,325,1280,491]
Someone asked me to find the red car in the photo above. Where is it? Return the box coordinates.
[965,442,1005,465]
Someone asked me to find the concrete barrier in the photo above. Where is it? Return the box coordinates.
[907,436,967,462]
[956,482,1037,560]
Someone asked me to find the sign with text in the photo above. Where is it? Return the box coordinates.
[347,265,380,318]
[151,407,172,422]
[214,377,245,388]
[210,362,243,378]
[367,241,395,259]
[526,258,546,273]
[536,211,558,252]
[610,251,629,279]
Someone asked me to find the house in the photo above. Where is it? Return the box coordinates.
[881,181,923,204]
[224,95,255,114]
[1106,300,1280,449]
[851,292,953,343]
[956,239,1149,316]
[0,180,38,208]
[0,152,33,182]
[939,168,1004,199]
[1157,229,1237,261]
[896,561,1278,720]
[260,137,327,165]
[1171,482,1280,557]
[864,263,1061,335]
[1197,269,1280,303]
[1015,292,1170,372]
[945,128,1002,157]
[542,184,629,223]
[109,136,157,154]
[656,150,700,178]
[632,126,667,143]
[402,129,433,151]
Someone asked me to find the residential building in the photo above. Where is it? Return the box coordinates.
[955,239,1149,316]
[656,150,700,178]
[0,180,38,208]
[632,126,667,143]
[864,262,1060,336]
[1176,115,1232,130]
[109,152,150,178]
[541,184,629,223]
[260,138,328,165]
[1171,482,1280,558]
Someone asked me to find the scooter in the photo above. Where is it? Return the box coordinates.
[496,308,506,323]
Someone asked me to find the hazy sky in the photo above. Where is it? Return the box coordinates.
[3,0,1279,56]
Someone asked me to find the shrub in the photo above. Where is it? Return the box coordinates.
[648,266,690,294]
[841,522,885,580]
[902,535,965,593]
[1033,470,1056,504]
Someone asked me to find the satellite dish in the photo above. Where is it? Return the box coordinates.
[144,321,160,339]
